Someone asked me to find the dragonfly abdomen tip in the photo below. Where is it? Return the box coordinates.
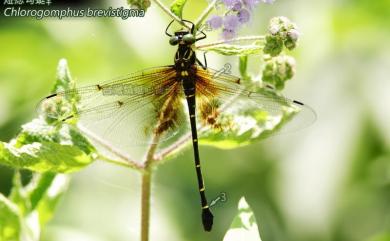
[202,208,214,231]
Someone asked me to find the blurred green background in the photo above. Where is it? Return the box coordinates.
[1,0,390,240]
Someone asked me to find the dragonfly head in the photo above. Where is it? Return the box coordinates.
[169,30,196,46]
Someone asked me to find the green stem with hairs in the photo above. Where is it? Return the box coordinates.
[196,35,266,49]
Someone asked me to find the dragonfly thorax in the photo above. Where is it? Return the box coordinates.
[174,44,196,69]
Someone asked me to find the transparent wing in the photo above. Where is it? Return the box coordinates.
[37,66,188,153]
[194,66,316,138]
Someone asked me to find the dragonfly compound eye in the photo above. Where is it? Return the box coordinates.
[183,34,195,44]
[169,36,179,45]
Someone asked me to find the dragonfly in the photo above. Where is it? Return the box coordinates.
[38,19,315,231]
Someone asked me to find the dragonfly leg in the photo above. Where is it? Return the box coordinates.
[196,52,208,70]
[196,30,207,41]
[181,19,195,33]
[165,20,175,37]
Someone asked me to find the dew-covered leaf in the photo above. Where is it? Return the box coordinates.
[223,197,262,241]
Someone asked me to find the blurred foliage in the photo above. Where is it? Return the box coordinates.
[332,0,390,38]
[0,172,69,241]
[331,118,390,241]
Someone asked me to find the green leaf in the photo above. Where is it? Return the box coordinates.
[9,171,28,215]
[170,0,187,19]
[200,42,264,56]
[33,174,69,227]
[16,117,95,154]
[5,172,70,241]
[0,140,93,173]
[9,172,58,216]
[52,59,75,93]
[0,59,96,173]
[239,55,249,80]
[199,90,299,149]
[0,58,85,239]
[26,173,56,211]
[0,116,96,173]
[0,194,22,241]
[127,0,151,11]
[223,197,262,241]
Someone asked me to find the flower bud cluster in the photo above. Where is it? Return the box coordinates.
[262,55,296,90]
[264,16,300,56]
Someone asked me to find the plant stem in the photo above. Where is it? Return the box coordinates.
[77,124,142,169]
[196,35,266,49]
[151,0,189,29]
[144,133,161,167]
[155,132,191,161]
[154,124,211,162]
[140,170,151,241]
[140,122,163,241]
[97,155,143,170]
[194,0,218,29]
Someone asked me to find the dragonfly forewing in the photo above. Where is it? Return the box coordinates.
[37,66,189,151]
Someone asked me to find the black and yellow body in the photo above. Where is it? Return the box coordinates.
[39,18,315,236]
[167,21,214,231]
